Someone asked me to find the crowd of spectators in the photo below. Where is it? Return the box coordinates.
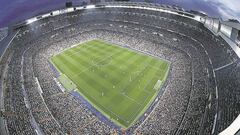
[0,2,239,135]
[0,27,8,42]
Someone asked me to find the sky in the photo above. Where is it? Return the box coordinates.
[154,0,240,20]
[0,0,239,28]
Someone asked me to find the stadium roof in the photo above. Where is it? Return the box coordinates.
[1,0,240,28]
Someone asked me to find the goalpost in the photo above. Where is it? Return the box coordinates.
[153,80,162,90]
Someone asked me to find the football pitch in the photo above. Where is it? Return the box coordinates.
[50,40,170,128]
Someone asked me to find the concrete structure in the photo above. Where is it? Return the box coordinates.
[202,16,240,58]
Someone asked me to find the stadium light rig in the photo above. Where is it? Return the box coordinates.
[86,5,95,9]
[194,15,201,22]
[26,17,38,24]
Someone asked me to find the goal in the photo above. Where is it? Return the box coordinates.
[153,80,162,90]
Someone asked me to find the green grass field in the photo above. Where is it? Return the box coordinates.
[50,39,170,128]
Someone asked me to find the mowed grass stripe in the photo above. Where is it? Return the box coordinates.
[67,42,115,56]
[62,40,109,55]
[72,51,148,97]
[53,45,153,125]
[65,40,121,57]
[60,41,115,63]
[96,56,153,116]
[67,52,135,95]
[51,39,170,128]
[138,62,168,93]
[112,58,154,106]
[69,49,151,123]
[54,44,125,77]
[87,52,140,87]
[73,72,141,125]
[72,54,152,125]
[68,45,144,85]
[118,66,155,116]
[70,48,135,80]
[62,43,116,67]
[90,52,149,88]
[121,60,161,104]
[124,63,166,120]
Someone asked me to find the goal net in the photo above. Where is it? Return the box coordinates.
[153,80,162,90]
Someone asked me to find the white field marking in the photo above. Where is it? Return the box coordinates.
[61,40,109,58]
[118,59,164,105]
[52,39,96,57]
[127,67,167,123]
[119,60,151,95]
[113,18,218,131]
[62,43,96,57]
[117,81,151,124]
[153,80,162,90]
[142,79,153,94]
[106,53,149,82]
[71,47,124,79]
[91,56,112,67]
[143,77,157,94]
[149,65,167,72]
[118,70,154,122]
[75,54,154,125]
[103,39,171,64]
[128,87,153,123]
[121,92,142,106]
[65,41,169,126]
[79,88,129,123]
[81,49,143,88]
[137,63,166,94]
[135,82,171,132]
[131,62,170,124]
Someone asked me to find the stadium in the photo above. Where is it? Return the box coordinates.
[0,1,240,135]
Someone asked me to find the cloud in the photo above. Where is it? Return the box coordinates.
[204,0,240,21]
[217,6,240,20]
[216,0,240,12]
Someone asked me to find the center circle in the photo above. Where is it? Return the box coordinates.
[91,56,112,67]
